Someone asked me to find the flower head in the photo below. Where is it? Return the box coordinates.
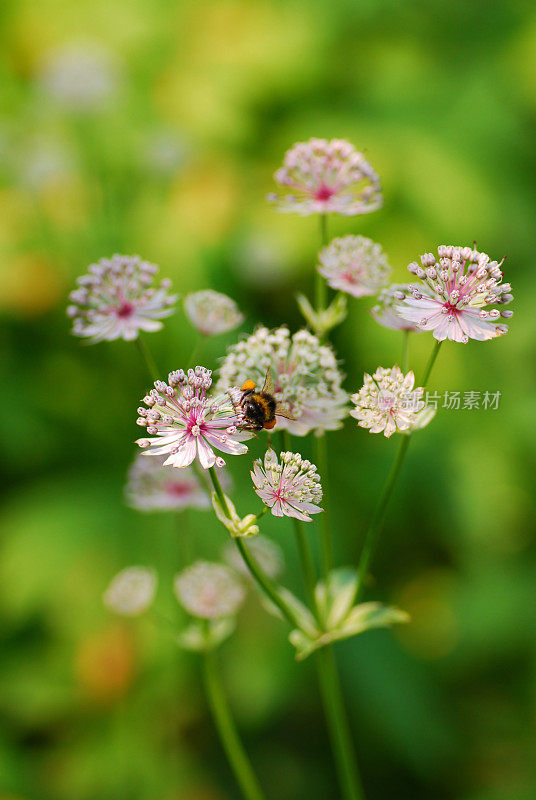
[184,290,244,336]
[268,138,382,216]
[67,254,177,343]
[350,366,427,438]
[224,537,284,581]
[396,246,513,343]
[39,44,121,112]
[251,449,323,522]
[174,562,245,619]
[318,235,390,298]
[125,453,211,512]
[370,283,427,332]
[217,326,348,436]
[103,566,157,616]
[136,366,251,470]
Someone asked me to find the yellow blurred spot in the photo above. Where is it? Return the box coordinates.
[0,254,64,315]
[395,569,459,659]
[39,175,90,229]
[0,189,33,248]
[75,623,135,703]
[167,160,240,244]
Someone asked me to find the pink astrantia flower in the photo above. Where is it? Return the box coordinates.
[396,246,513,343]
[251,449,323,522]
[350,366,427,438]
[184,290,244,336]
[136,366,251,470]
[67,254,177,343]
[318,235,391,298]
[174,562,245,619]
[370,283,429,332]
[268,138,382,216]
[125,453,211,512]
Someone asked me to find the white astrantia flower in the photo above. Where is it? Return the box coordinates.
[268,138,382,216]
[317,235,391,298]
[125,453,210,512]
[184,290,244,336]
[217,326,348,436]
[350,366,427,438]
[38,43,121,112]
[396,245,513,343]
[251,449,323,522]
[224,536,284,581]
[136,366,252,470]
[370,283,429,332]
[67,254,177,343]
[174,562,245,619]
[103,566,157,616]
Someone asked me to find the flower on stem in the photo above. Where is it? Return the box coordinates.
[317,235,390,298]
[224,537,284,581]
[38,43,121,113]
[67,254,177,343]
[396,245,513,343]
[370,283,427,332]
[350,366,430,438]
[136,366,252,470]
[174,562,245,619]
[103,566,157,616]
[268,138,382,216]
[251,449,323,522]
[184,290,244,336]
[125,453,211,512]
[217,326,348,436]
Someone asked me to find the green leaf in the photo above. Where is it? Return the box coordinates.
[315,567,359,629]
[177,618,236,652]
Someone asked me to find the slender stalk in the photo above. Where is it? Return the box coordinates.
[202,647,266,800]
[401,330,410,373]
[291,517,318,619]
[207,467,303,630]
[355,340,443,600]
[315,214,329,311]
[135,335,160,382]
[187,333,204,368]
[316,433,333,576]
[317,647,365,800]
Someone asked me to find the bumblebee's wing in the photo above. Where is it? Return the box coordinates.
[274,402,296,421]
[260,366,275,395]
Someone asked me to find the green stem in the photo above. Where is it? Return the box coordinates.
[316,647,365,800]
[402,330,410,373]
[202,647,266,800]
[315,214,329,311]
[355,340,443,600]
[135,335,160,382]
[315,433,334,576]
[207,467,303,630]
[291,517,318,620]
[187,333,204,368]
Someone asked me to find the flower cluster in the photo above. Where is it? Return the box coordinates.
[251,449,323,522]
[370,283,425,332]
[184,290,244,336]
[67,255,177,343]
[350,366,429,438]
[318,235,391,298]
[39,44,121,112]
[103,566,157,616]
[268,138,382,216]
[125,453,210,512]
[217,326,347,436]
[136,366,251,470]
[174,562,245,619]
[396,246,513,343]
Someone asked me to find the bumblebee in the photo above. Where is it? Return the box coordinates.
[236,368,294,431]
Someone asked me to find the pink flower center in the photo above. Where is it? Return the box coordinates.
[443,302,459,316]
[314,183,335,201]
[116,301,135,318]
[165,481,194,498]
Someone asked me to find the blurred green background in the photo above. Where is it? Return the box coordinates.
[1,1,535,798]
